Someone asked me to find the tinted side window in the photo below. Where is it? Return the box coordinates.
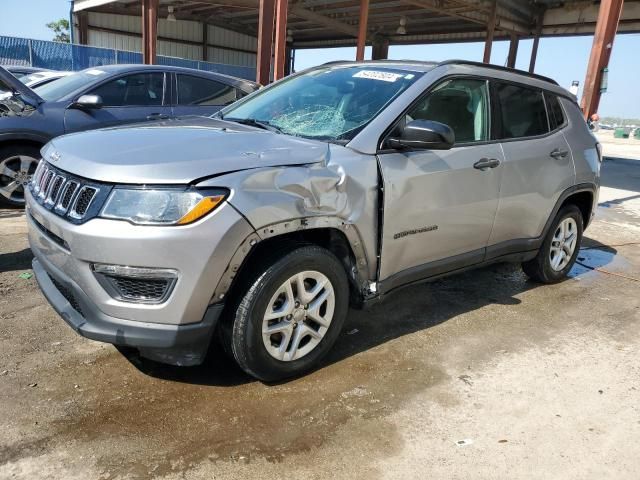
[177,75,236,106]
[496,83,549,139]
[546,93,565,131]
[406,78,490,143]
[90,73,164,107]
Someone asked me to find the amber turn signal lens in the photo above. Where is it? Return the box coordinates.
[176,195,225,225]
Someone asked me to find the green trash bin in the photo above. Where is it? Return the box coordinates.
[634,128,640,140]
[614,127,630,138]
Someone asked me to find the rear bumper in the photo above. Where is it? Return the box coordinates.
[32,256,224,366]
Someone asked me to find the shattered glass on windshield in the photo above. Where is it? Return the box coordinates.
[221,66,423,142]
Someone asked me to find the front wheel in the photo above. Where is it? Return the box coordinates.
[522,204,584,283]
[223,245,349,382]
[0,145,41,207]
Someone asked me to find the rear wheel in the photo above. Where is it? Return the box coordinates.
[0,145,41,207]
[522,205,583,283]
[222,245,349,382]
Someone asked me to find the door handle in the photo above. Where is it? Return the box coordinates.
[473,158,501,170]
[146,113,170,120]
[549,148,568,159]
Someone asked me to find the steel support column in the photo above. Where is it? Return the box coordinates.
[257,0,276,85]
[77,11,89,45]
[285,46,293,76]
[581,0,624,119]
[273,0,289,81]
[202,22,208,62]
[142,0,158,65]
[483,0,496,63]
[529,12,543,73]
[356,0,370,61]
[506,34,519,68]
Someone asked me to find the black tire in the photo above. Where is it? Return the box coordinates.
[221,245,349,382]
[0,144,41,207]
[522,205,584,283]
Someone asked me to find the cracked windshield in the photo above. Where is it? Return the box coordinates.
[221,65,422,142]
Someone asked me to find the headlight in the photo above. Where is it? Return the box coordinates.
[100,188,227,225]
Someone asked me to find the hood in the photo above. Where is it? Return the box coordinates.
[0,65,44,105]
[43,116,330,184]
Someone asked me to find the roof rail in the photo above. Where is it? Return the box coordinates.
[322,59,438,67]
[436,60,559,86]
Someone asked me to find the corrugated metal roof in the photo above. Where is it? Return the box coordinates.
[76,0,640,52]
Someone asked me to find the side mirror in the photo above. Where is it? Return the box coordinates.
[387,119,454,150]
[71,94,103,110]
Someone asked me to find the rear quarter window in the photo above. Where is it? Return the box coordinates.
[545,93,566,131]
[177,75,236,106]
[495,83,549,139]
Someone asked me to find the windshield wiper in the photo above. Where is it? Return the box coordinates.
[224,117,282,134]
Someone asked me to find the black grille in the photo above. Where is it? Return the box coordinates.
[111,276,170,301]
[60,181,78,209]
[49,177,64,202]
[73,188,97,216]
[50,275,84,316]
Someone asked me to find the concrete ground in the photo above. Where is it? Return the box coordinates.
[1,154,639,479]
[595,129,640,160]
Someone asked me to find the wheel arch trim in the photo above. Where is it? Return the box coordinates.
[546,183,597,235]
[0,131,50,147]
[210,217,372,304]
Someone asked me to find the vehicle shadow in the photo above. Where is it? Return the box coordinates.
[601,157,640,193]
[120,236,617,387]
[0,247,33,274]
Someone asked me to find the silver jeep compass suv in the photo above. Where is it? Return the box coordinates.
[26,60,600,381]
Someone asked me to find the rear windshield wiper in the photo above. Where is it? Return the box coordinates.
[224,117,282,134]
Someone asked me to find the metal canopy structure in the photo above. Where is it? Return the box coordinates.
[75,0,640,46]
[72,0,640,117]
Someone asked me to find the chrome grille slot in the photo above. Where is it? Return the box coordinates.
[45,175,66,206]
[29,162,108,223]
[56,181,79,213]
[69,186,98,219]
[32,162,45,194]
[38,169,53,199]
[36,164,48,190]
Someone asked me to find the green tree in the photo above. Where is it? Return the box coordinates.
[46,19,70,43]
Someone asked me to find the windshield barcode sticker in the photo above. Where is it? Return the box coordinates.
[353,70,404,82]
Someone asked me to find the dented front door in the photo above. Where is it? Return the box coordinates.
[377,144,503,283]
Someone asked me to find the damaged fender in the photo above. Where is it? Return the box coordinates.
[196,144,380,301]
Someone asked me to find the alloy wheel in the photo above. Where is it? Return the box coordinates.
[0,155,38,204]
[262,270,335,362]
[549,217,578,271]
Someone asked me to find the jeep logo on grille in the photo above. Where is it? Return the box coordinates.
[49,151,61,162]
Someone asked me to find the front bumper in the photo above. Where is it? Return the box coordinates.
[32,257,222,365]
[26,188,254,365]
